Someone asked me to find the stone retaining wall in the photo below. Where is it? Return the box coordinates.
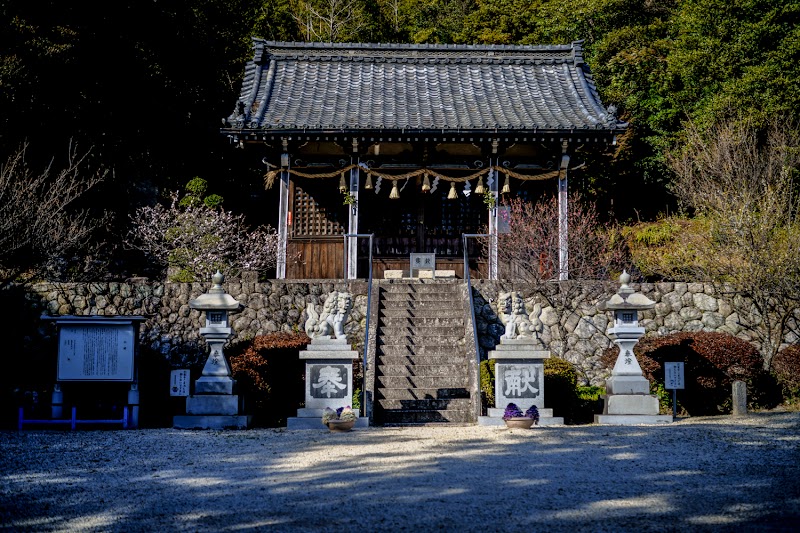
[19,279,779,385]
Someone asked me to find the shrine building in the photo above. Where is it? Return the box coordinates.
[221,40,626,280]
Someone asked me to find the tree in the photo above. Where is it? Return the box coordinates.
[0,143,108,288]
[494,193,626,358]
[667,117,800,369]
[127,186,280,282]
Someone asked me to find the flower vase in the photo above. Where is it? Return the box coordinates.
[504,417,534,429]
[327,419,355,432]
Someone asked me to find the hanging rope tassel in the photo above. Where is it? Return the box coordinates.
[501,173,511,194]
[474,176,485,194]
[421,173,431,193]
[447,181,458,199]
[364,173,373,190]
[389,180,400,199]
[339,172,347,193]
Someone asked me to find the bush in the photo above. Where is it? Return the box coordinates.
[229,332,310,427]
[544,357,577,420]
[479,359,496,412]
[772,345,800,401]
[600,332,781,415]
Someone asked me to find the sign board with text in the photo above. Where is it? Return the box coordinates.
[50,316,144,382]
[664,362,685,390]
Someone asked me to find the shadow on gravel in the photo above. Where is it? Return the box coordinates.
[1,413,799,532]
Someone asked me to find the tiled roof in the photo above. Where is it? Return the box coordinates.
[225,40,625,133]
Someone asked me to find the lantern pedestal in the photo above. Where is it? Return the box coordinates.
[477,339,564,426]
[173,272,251,430]
[287,337,368,430]
[594,272,672,425]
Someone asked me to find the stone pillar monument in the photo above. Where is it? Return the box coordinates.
[287,290,368,429]
[595,271,672,425]
[173,272,252,429]
[478,291,564,426]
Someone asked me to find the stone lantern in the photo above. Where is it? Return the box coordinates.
[595,271,672,424]
[174,272,251,429]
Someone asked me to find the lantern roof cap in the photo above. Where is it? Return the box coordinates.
[601,270,655,311]
[189,271,241,311]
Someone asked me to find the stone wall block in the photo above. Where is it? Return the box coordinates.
[664,313,684,331]
[685,320,703,331]
[573,317,596,340]
[717,299,732,318]
[539,306,558,327]
[693,293,718,312]
[662,292,682,312]
[654,301,671,317]
[674,283,688,296]
[679,307,702,321]
[687,282,704,294]
[702,312,725,329]
[655,282,674,294]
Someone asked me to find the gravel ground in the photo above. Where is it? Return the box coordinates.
[1,412,799,532]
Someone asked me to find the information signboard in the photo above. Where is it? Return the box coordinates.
[50,317,144,382]
[664,362,685,390]
[170,369,191,396]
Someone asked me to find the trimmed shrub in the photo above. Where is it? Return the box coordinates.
[229,332,310,426]
[772,345,800,401]
[544,357,577,420]
[479,358,496,412]
[600,332,780,415]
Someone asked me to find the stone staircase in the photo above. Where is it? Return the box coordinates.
[373,280,475,425]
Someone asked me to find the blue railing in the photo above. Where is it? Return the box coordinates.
[343,233,374,418]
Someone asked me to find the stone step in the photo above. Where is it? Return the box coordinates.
[380,408,473,424]
[380,300,464,310]
[380,282,463,293]
[376,387,470,400]
[377,354,468,365]
[377,364,468,377]
[379,316,465,327]
[377,398,472,411]
[379,308,464,319]
[376,375,468,389]
[377,326,466,338]
[377,337,467,356]
[380,292,464,302]
[377,336,466,347]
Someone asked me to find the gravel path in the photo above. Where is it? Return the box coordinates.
[2,412,799,532]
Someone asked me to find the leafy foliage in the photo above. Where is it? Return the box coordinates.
[772,345,800,400]
[479,358,496,411]
[229,333,310,426]
[600,332,781,415]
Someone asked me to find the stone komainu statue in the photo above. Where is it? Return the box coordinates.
[304,291,353,339]
[497,291,543,340]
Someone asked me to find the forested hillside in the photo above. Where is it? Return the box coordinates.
[1,0,798,277]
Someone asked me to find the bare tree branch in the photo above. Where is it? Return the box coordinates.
[0,142,109,288]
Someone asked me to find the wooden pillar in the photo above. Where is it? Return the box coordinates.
[276,149,290,279]
[346,157,359,279]
[558,142,570,281]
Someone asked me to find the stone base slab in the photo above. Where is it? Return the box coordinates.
[594,414,673,425]
[489,349,550,359]
[604,394,660,415]
[478,415,564,426]
[173,415,252,429]
[186,395,239,415]
[194,378,234,395]
[606,376,651,395]
[287,417,369,430]
[300,351,358,360]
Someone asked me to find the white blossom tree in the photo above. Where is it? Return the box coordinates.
[127,192,279,282]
